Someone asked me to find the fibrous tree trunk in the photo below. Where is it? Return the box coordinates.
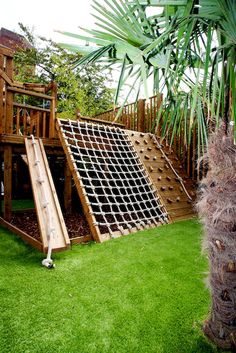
[197,127,236,350]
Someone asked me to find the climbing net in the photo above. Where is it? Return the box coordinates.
[60,120,168,236]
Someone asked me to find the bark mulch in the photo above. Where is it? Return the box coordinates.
[10,210,91,241]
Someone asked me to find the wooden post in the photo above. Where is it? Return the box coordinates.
[4,146,12,221]
[137,99,146,132]
[5,56,13,134]
[0,53,4,135]
[155,93,163,136]
[64,162,72,212]
[0,155,3,216]
[49,82,57,138]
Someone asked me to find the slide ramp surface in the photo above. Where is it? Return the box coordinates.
[25,137,70,252]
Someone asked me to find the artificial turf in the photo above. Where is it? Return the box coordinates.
[0,219,229,353]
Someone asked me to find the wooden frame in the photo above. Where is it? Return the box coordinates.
[0,45,196,253]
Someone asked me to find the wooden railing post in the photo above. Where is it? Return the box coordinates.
[0,156,3,216]
[5,55,13,134]
[4,146,12,221]
[0,53,4,135]
[137,98,146,132]
[64,162,72,212]
[49,82,57,138]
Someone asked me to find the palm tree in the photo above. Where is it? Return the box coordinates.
[58,0,236,349]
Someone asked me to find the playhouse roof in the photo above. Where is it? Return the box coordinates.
[0,27,33,52]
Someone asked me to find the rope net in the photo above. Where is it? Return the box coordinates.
[60,120,168,237]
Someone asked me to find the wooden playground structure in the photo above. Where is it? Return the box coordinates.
[0,45,196,254]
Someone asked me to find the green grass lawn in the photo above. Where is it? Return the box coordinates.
[0,219,228,353]
[1,199,35,212]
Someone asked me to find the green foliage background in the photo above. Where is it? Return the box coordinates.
[13,24,114,119]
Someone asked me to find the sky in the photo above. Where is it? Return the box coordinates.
[0,0,160,101]
[0,0,94,44]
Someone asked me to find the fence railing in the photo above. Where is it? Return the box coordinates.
[95,94,162,133]
[0,45,57,139]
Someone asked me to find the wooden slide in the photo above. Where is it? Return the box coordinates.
[25,137,70,252]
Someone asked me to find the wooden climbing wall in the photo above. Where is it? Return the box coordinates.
[127,131,196,221]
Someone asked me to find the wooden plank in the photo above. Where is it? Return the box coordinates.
[7,86,53,100]
[0,54,4,135]
[25,137,70,251]
[23,109,27,136]
[13,102,50,113]
[70,234,92,245]
[0,134,62,148]
[49,97,56,138]
[24,83,46,93]
[64,162,72,212]
[0,45,13,57]
[5,57,13,134]
[80,116,125,128]
[168,207,195,218]
[3,146,12,221]
[16,108,20,135]
[0,68,13,86]
[0,217,43,252]
[0,156,2,216]
[137,99,146,132]
[36,111,40,138]
[102,222,163,240]
[42,112,47,138]
[171,214,196,222]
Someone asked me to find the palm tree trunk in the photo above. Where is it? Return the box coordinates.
[197,127,236,350]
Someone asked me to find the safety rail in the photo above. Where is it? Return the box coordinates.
[94,94,162,133]
[0,45,57,139]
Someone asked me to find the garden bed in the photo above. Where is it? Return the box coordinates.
[10,209,91,241]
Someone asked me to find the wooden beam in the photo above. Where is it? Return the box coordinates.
[7,86,53,100]
[5,57,13,134]
[0,155,3,216]
[3,146,12,221]
[64,162,72,212]
[0,134,62,148]
[79,116,125,128]
[137,99,146,132]
[0,217,43,252]
[49,82,57,138]
[13,102,50,113]
[0,45,13,57]
[0,54,4,135]
[49,97,56,138]
[0,68,13,86]
[70,234,92,245]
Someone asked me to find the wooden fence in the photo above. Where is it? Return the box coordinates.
[95,94,201,181]
[95,94,162,133]
[0,45,57,140]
